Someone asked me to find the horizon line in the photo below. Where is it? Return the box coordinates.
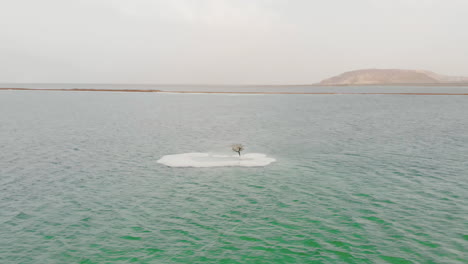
[2,82,468,87]
[2,88,468,95]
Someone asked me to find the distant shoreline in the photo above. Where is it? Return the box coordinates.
[2,83,468,88]
[312,83,468,87]
[0,88,161,93]
[1,87,468,95]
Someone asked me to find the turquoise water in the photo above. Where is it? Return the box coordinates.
[1,91,467,263]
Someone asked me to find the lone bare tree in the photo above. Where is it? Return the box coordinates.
[231,144,244,157]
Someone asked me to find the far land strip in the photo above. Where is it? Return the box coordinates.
[2,69,468,95]
[1,87,468,95]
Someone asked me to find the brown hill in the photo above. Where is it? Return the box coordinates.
[319,69,468,85]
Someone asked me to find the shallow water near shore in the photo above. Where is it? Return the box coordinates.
[0,91,467,263]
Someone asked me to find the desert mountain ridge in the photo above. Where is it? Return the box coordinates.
[319,69,468,85]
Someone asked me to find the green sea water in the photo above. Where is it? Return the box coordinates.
[0,91,467,263]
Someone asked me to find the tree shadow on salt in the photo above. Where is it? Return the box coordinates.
[157,153,276,168]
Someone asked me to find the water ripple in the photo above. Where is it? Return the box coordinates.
[1,92,467,263]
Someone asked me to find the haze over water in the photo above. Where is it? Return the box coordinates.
[1,90,467,263]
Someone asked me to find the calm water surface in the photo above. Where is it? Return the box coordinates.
[0,91,467,263]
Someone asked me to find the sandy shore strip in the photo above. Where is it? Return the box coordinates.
[1,88,468,95]
[0,88,161,93]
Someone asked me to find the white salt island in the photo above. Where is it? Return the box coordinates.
[157,153,276,168]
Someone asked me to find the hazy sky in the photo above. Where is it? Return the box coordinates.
[0,0,467,84]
